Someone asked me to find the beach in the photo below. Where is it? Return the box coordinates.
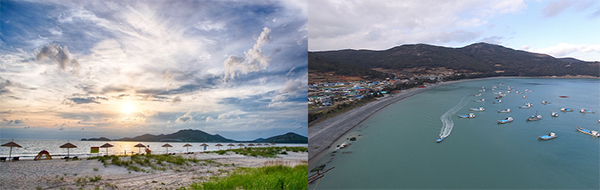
[307,78,502,165]
[0,151,307,189]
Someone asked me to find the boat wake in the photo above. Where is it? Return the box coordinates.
[439,96,470,138]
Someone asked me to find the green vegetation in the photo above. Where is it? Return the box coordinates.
[186,165,308,190]
[207,147,308,158]
[88,154,205,172]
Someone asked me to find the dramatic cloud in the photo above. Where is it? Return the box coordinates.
[223,27,271,81]
[175,110,194,124]
[35,43,80,73]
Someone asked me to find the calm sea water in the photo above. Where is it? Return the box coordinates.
[310,78,600,189]
[0,139,305,159]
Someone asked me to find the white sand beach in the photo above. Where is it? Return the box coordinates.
[0,151,307,189]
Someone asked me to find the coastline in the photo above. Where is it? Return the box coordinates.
[307,77,512,165]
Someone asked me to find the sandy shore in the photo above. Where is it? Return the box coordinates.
[0,151,307,189]
[308,77,503,165]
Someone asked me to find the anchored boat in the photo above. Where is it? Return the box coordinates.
[579,109,596,113]
[539,132,557,140]
[541,100,551,105]
[498,109,511,113]
[551,111,559,117]
[474,99,485,102]
[458,113,476,118]
[470,107,485,112]
[498,117,514,124]
[493,100,502,104]
[560,108,574,112]
[527,111,542,121]
[576,127,600,137]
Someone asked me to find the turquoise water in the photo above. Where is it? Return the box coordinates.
[310,78,599,189]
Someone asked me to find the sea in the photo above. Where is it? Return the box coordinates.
[0,139,306,159]
[309,78,600,189]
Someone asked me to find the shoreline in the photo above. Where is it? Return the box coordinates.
[307,77,514,165]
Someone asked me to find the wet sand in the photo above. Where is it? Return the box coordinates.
[0,151,307,189]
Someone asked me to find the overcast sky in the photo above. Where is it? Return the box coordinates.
[0,0,307,141]
[309,0,600,61]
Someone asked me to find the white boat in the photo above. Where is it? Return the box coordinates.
[474,93,482,97]
[469,107,485,112]
[579,109,596,113]
[560,108,574,112]
[458,113,476,118]
[539,132,557,140]
[522,95,527,99]
[498,117,514,124]
[527,111,542,121]
[551,111,559,117]
[541,100,551,105]
[474,99,485,102]
[498,109,511,113]
[336,142,349,150]
[519,103,533,109]
[576,127,600,137]
[493,100,502,104]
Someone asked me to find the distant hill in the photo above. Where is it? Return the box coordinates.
[253,132,308,143]
[558,57,585,63]
[81,129,307,144]
[311,42,599,77]
[309,52,393,82]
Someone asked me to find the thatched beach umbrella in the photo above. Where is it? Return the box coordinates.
[247,143,255,147]
[237,143,244,149]
[199,143,208,152]
[134,143,146,154]
[215,143,223,150]
[59,142,77,158]
[100,143,114,155]
[161,143,172,154]
[256,143,262,147]
[183,143,193,152]
[1,140,22,158]
[227,143,235,149]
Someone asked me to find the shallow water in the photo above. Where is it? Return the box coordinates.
[310,78,600,189]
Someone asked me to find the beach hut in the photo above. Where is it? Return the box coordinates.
[199,143,208,152]
[183,143,193,153]
[215,143,223,150]
[134,143,146,154]
[161,143,172,154]
[59,142,77,158]
[227,143,235,149]
[100,143,114,155]
[1,139,22,159]
[237,143,244,149]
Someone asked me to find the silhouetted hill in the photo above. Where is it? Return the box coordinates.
[254,132,308,143]
[81,137,111,141]
[312,42,599,77]
[117,129,234,142]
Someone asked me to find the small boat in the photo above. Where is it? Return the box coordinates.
[527,111,542,121]
[458,113,476,118]
[541,100,551,105]
[539,132,557,140]
[498,117,514,124]
[436,136,446,143]
[520,103,533,109]
[576,127,600,137]
[522,95,527,99]
[498,109,511,113]
[492,85,497,89]
[560,108,574,112]
[470,107,485,112]
[519,105,531,109]
[474,99,485,102]
[336,142,349,150]
[474,93,482,97]
[559,96,569,98]
[493,100,502,104]
[551,111,559,117]
[579,109,596,113]
[494,95,503,99]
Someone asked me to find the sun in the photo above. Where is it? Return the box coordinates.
[121,102,136,114]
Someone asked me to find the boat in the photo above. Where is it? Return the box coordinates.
[469,107,485,112]
[474,99,485,102]
[474,93,482,97]
[498,109,511,113]
[576,127,600,137]
[519,103,533,109]
[522,95,527,99]
[493,100,502,104]
[559,96,569,98]
[551,111,559,117]
[498,117,514,124]
[527,111,542,121]
[539,132,557,140]
[560,108,574,112]
[541,100,551,105]
[458,113,476,118]
[436,136,446,143]
[336,142,349,150]
[494,95,503,99]
[579,109,596,113]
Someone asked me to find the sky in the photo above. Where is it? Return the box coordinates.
[309,0,600,61]
[0,0,308,141]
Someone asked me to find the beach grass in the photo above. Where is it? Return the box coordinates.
[185,164,308,190]
[209,146,308,158]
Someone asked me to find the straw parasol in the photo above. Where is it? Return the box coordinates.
[256,143,262,147]
[227,143,235,149]
[237,143,244,149]
[199,143,208,152]
[59,141,77,158]
[100,143,114,155]
[183,143,193,152]
[247,143,255,147]
[215,143,223,150]
[134,143,146,154]
[161,143,172,154]
[1,139,22,158]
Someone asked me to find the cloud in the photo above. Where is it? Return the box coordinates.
[175,110,194,123]
[217,110,245,119]
[534,43,600,58]
[223,27,272,80]
[172,96,182,104]
[62,94,109,105]
[480,36,504,45]
[205,116,213,122]
[35,43,80,72]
